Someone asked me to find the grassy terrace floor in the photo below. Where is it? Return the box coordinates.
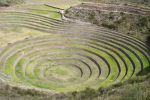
[0,0,149,98]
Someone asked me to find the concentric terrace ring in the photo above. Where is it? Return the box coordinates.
[0,33,149,92]
[0,12,149,92]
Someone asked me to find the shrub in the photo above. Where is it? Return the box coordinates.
[0,0,24,7]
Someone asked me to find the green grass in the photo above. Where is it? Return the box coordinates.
[0,0,149,94]
[25,0,81,9]
[1,34,149,92]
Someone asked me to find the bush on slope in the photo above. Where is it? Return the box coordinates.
[0,0,24,7]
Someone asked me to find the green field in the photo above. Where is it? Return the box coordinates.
[0,0,149,94]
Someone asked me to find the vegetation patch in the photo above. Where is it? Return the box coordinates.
[0,0,24,7]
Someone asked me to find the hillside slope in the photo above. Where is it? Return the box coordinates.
[65,3,150,41]
[81,0,150,7]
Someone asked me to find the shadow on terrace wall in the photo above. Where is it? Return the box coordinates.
[137,35,150,76]
[146,35,150,48]
[137,67,150,76]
